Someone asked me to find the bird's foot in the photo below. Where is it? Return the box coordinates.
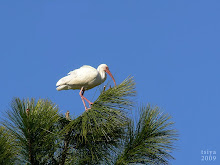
[88,102,93,109]
[84,102,93,111]
[85,107,91,111]
[86,100,93,106]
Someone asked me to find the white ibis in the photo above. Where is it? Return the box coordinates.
[56,64,116,110]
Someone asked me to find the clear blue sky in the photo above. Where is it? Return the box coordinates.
[0,1,219,164]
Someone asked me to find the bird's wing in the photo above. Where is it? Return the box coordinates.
[56,68,79,86]
[80,65,93,68]
[67,65,93,75]
[67,66,98,86]
[56,74,74,86]
[57,65,98,87]
[68,69,78,75]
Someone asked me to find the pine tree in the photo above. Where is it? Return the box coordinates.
[115,106,177,165]
[0,126,18,164]
[1,77,177,165]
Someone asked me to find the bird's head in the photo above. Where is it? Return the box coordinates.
[98,64,116,86]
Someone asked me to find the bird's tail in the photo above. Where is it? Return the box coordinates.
[56,76,70,91]
[56,85,69,91]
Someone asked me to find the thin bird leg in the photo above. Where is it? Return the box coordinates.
[83,97,93,105]
[79,87,88,111]
[80,88,93,105]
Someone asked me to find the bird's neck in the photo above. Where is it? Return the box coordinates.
[97,68,107,83]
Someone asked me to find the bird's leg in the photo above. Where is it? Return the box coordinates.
[81,88,93,105]
[79,87,88,111]
[83,97,93,105]
[79,87,93,111]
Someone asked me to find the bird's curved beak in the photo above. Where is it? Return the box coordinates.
[105,68,116,86]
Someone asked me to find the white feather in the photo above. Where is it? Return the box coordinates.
[56,64,108,91]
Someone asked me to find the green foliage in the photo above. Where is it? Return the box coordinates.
[0,77,178,165]
[62,77,136,164]
[94,76,136,110]
[0,126,18,164]
[3,98,60,164]
[115,105,178,165]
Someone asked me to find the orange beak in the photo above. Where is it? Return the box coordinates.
[105,68,116,86]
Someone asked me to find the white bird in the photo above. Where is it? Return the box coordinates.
[56,64,116,111]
